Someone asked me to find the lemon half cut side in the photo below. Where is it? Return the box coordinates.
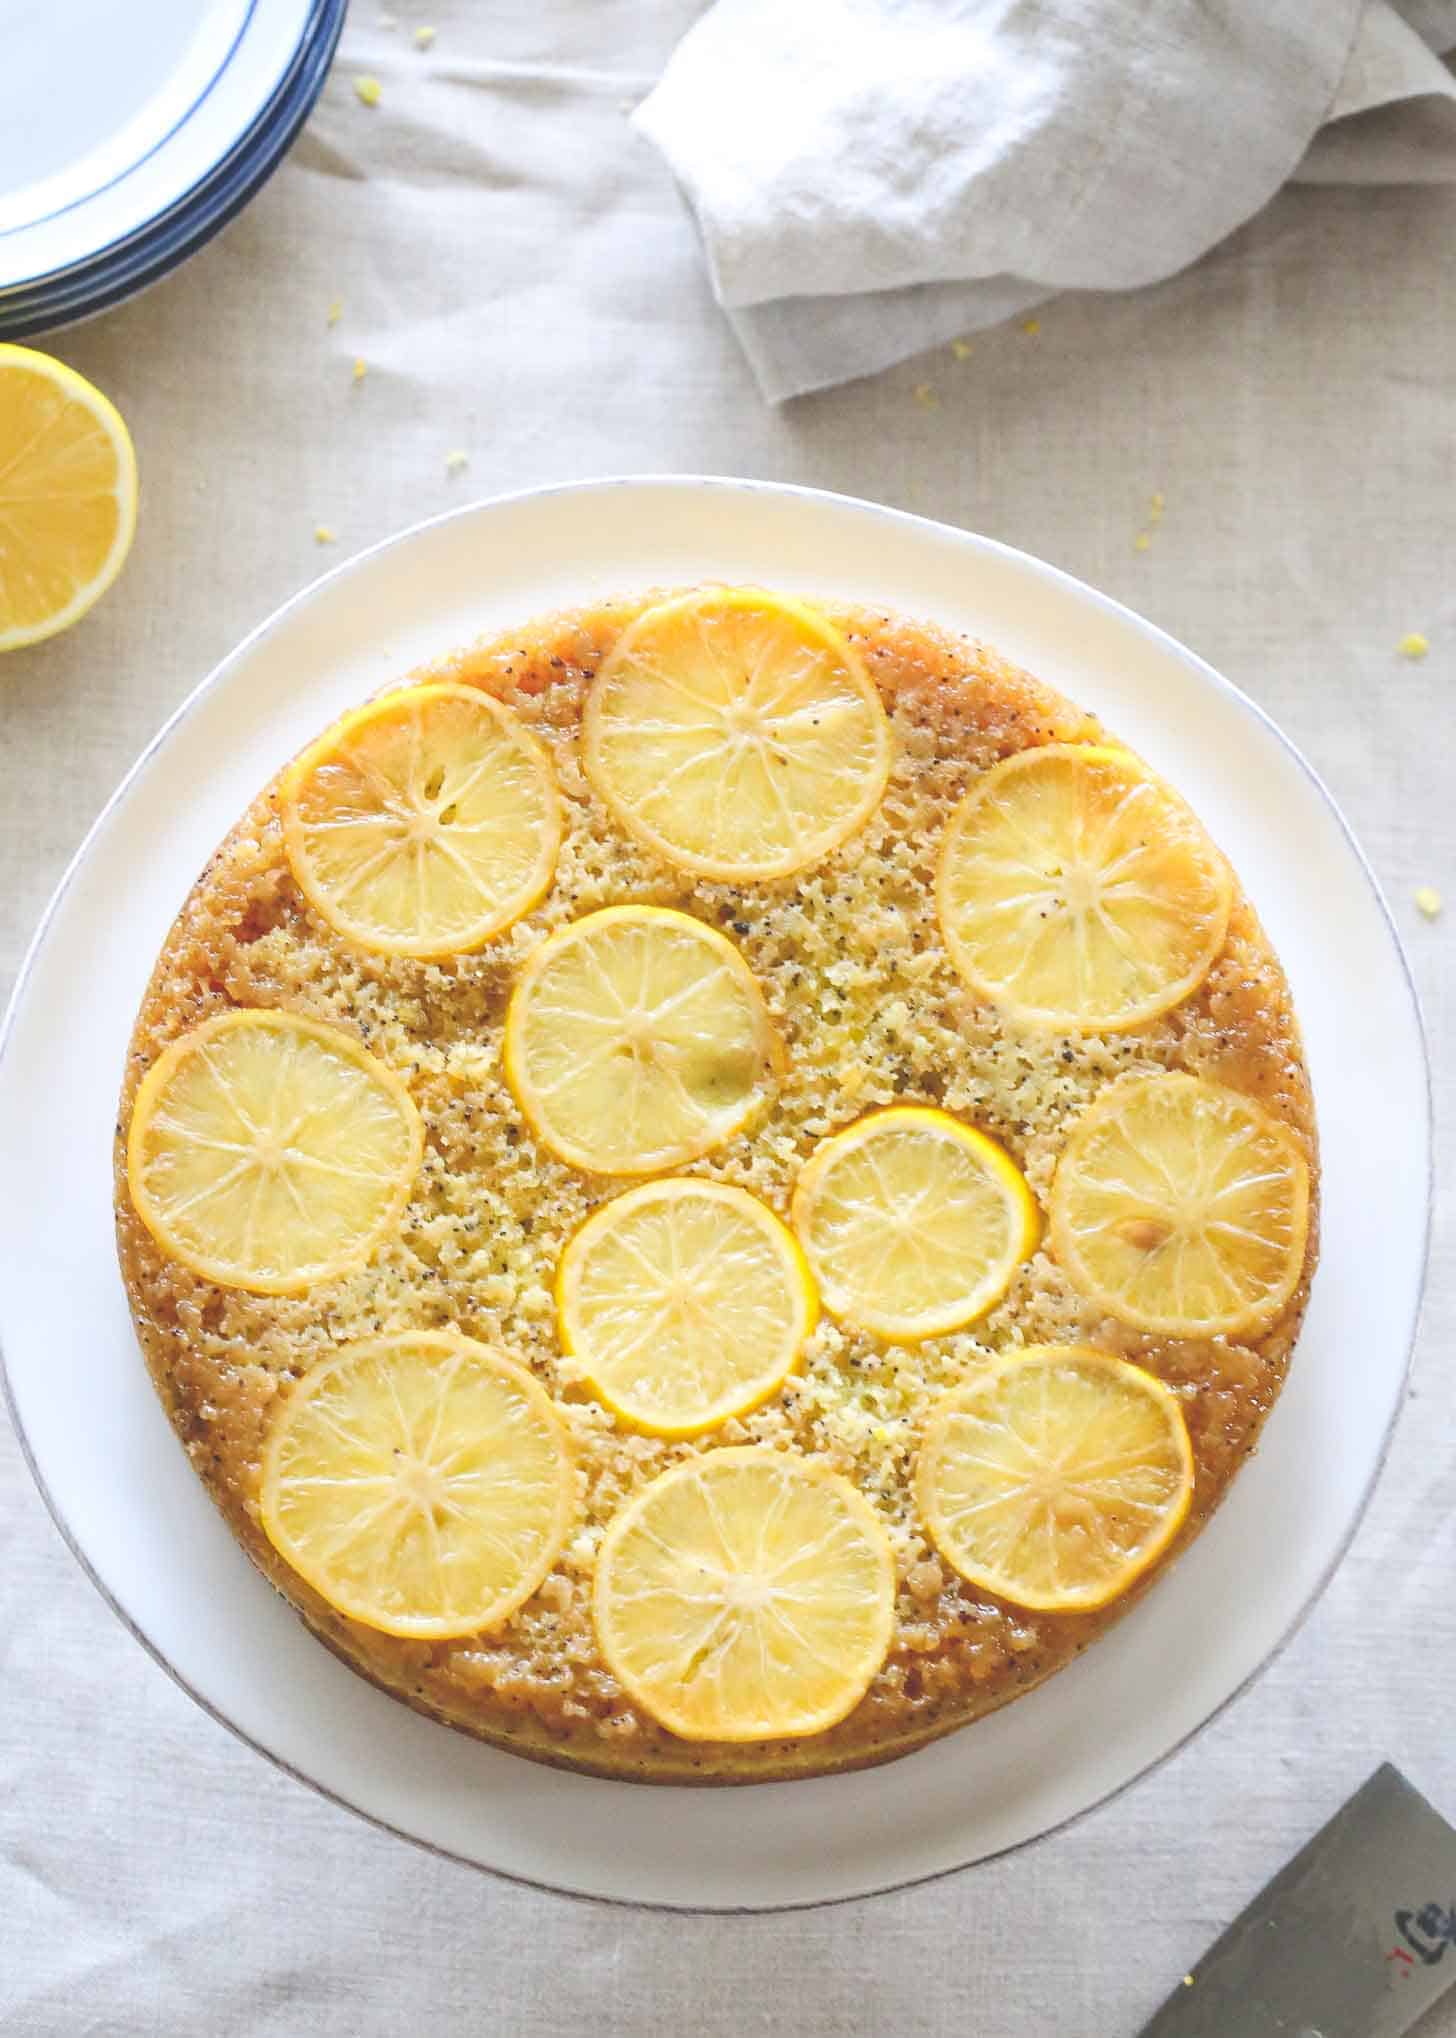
[0,345,138,652]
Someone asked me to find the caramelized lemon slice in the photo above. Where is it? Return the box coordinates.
[0,345,137,651]
[790,1106,1038,1341]
[593,1447,894,1741]
[1049,1072,1310,1337]
[126,1010,421,1293]
[504,905,779,1175]
[936,744,1232,1032]
[260,1332,574,1638]
[557,1180,816,1437]
[916,1347,1194,1612]
[583,586,892,880]
[280,683,561,957]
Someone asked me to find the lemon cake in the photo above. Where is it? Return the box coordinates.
[115,586,1318,1783]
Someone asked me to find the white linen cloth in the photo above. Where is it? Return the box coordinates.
[2,2,1455,2031]
[635,0,1456,397]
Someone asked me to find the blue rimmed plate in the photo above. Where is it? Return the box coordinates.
[0,0,344,338]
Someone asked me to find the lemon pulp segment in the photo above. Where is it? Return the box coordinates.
[916,1346,1194,1612]
[260,1332,574,1638]
[280,683,561,957]
[592,1447,895,1741]
[1049,1072,1310,1337]
[790,1105,1038,1341]
[557,1179,816,1437]
[504,905,779,1175]
[582,586,892,880]
[126,1009,421,1292]
[936,744,1232,1032]
[0,344,138,651]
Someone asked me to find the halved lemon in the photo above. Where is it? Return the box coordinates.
[504,905,779,1175]
[1049,1072,1310,1338]
[557,1179,816,1437]
[916,1346,1194,1613]
[593,1447,894,1741]
[936,744,1232,1033]
[280,683,561,957]
[0,345,138,652]
[582,586,892,881]
[260,1331,574,1638]
[126,1009,422,1293]
[790,1106,1038,1341]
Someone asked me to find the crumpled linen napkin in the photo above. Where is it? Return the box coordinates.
[633,0,1456,400]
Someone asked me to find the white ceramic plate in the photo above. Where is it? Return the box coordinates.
[0,0,316,292]
[0,478,1429,1911]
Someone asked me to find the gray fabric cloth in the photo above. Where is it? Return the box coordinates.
[2,3,1455,2031]
[635,0,1456,396]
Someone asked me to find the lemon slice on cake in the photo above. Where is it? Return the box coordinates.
[593,1447,894,1741]
[936,744,1232,1032]
[790,1106,1038,1341]
[557,1179,816,1437]
[280,683,561,957]
[126,1009,421,1293]
[504,905,779,1175]
[0,345,138,651]
[260,1331,574,1638]
[583,586,892,880]
[916,1346,1194,1612]
[1049,1072,1310,1337]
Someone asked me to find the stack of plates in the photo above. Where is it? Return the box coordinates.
[0,0,346,339]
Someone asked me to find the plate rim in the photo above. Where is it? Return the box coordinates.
[0,474,1433,1912]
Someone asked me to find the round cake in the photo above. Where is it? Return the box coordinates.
[115,586,1318,1783]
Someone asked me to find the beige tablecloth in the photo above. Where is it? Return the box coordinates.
[3,6,1454,2032]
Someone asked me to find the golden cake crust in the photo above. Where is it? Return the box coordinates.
[115,593,1319,1783]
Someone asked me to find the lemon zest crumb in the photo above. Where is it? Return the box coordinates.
[445,449,470,475]
[1399,632,1430,660]
[352,357,368,384]
[912,383,938,408]
[1021,317,1041,335]
[314,525,337,545]
[1149,492,1165,518]
[354,76,382,107]
[415,24,437,47]
[1134,533,1152,553]
[326,297,344,328]
[1415,886,1443,919]
[950,338,973,360]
